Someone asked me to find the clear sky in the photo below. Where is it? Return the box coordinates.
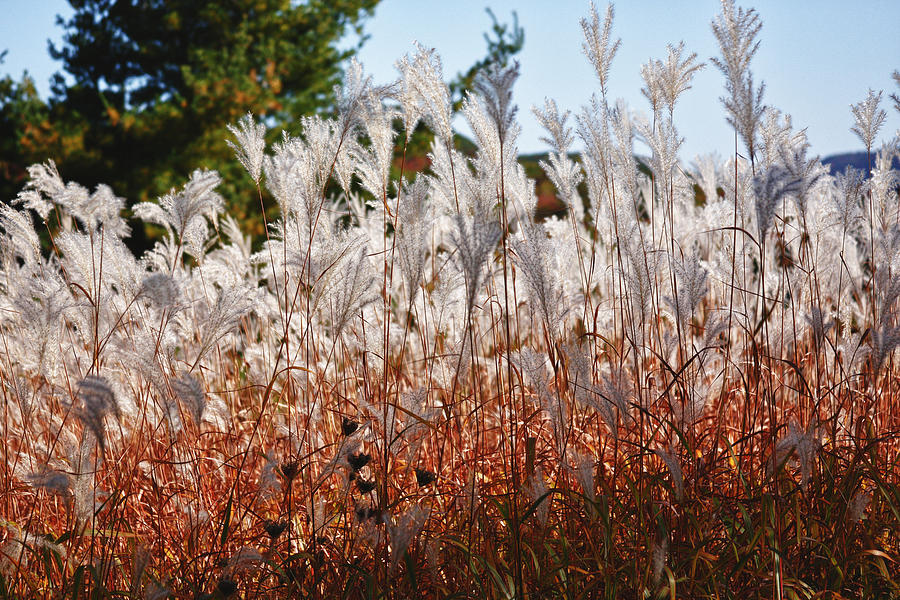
[2,0,899,161]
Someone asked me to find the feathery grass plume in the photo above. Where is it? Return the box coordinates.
[395,177,434,305]
[621,223,661,325]
[463,69,524,224]
[13,160,130,236]
[833,166,865,235]
[752,163,804,240]
[711,0,765,163]
[677,381,713,426]
[803,306,834,350]
[73,375,119,451]
[869,323,900,376]
[565,342,595,411]
[512,347,553,410]
[264,116,354,239]
[0,203,42,268]
[471,60,520,146]
[653,448,685,502]
[195,283,254,362]
[778,128,825,221]
[140,272,181,311]
[397,387,439,452]
[868,143,900,233]
[133,169,224,260]
[691,154,721,204]
[569,453,596,504]
[773,421,820,491]
[513,222,568,335]
[9,275,71,378]
[575,94,613,216]
[525,468,550,527]
[258,451,282,499]
[336,58,395,142]
[533,99,584,218]
[224,547,264,576]
[326,245,378,340]
[581,2,620,98]
[72,434,98,523]
[13,160,61,221]
[351,84,397,200]
[130,545,150,595]
[4,376,34,424]
[850,89,887,157]
[891,70,900,116]
[0,526,67,574]
[171,372,205,425]
[609,99,640,202]
[641,41,705,118]
[395,42,454,142]
[309,497,337,538]
[144,582,171,600]
[599,365,632,423]
[450,215,502,316]
[389,505,429,573]
[649,522,669,589]
[639,115,683,191]
[226,112,267,184]
[564,350,627,438]
[664,250,709,331]
[849,489,872,524]
[26,469,72,498]
[756,107,796,170]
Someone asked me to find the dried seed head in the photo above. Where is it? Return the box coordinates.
[26,470,72,496]
[74,375,118,450]
[140,273,180,309]
[171,372,205,424]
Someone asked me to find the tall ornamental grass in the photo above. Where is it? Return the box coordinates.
[1,2,899,598]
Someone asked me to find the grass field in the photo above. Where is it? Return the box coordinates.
[2,2,899,598]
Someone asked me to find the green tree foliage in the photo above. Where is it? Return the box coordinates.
[2,0,378,240]
[449,8,524,112]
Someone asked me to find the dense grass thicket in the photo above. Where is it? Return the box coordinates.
[2,2,899,598]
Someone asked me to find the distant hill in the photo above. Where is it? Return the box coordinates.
[821,151,900,175]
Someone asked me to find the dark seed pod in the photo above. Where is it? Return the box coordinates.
[355,505,382,522]
[264,520,287,540]
[415,468,436,487]
[279,461,300,481]
[342,417,359,436]
[347,452,371,472]
[356,478,376,493]
[217,579,238,597]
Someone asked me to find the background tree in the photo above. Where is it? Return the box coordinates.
[2,0,379,241]
[1,2,524,248]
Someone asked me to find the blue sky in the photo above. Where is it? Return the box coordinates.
[2,0,898,161]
